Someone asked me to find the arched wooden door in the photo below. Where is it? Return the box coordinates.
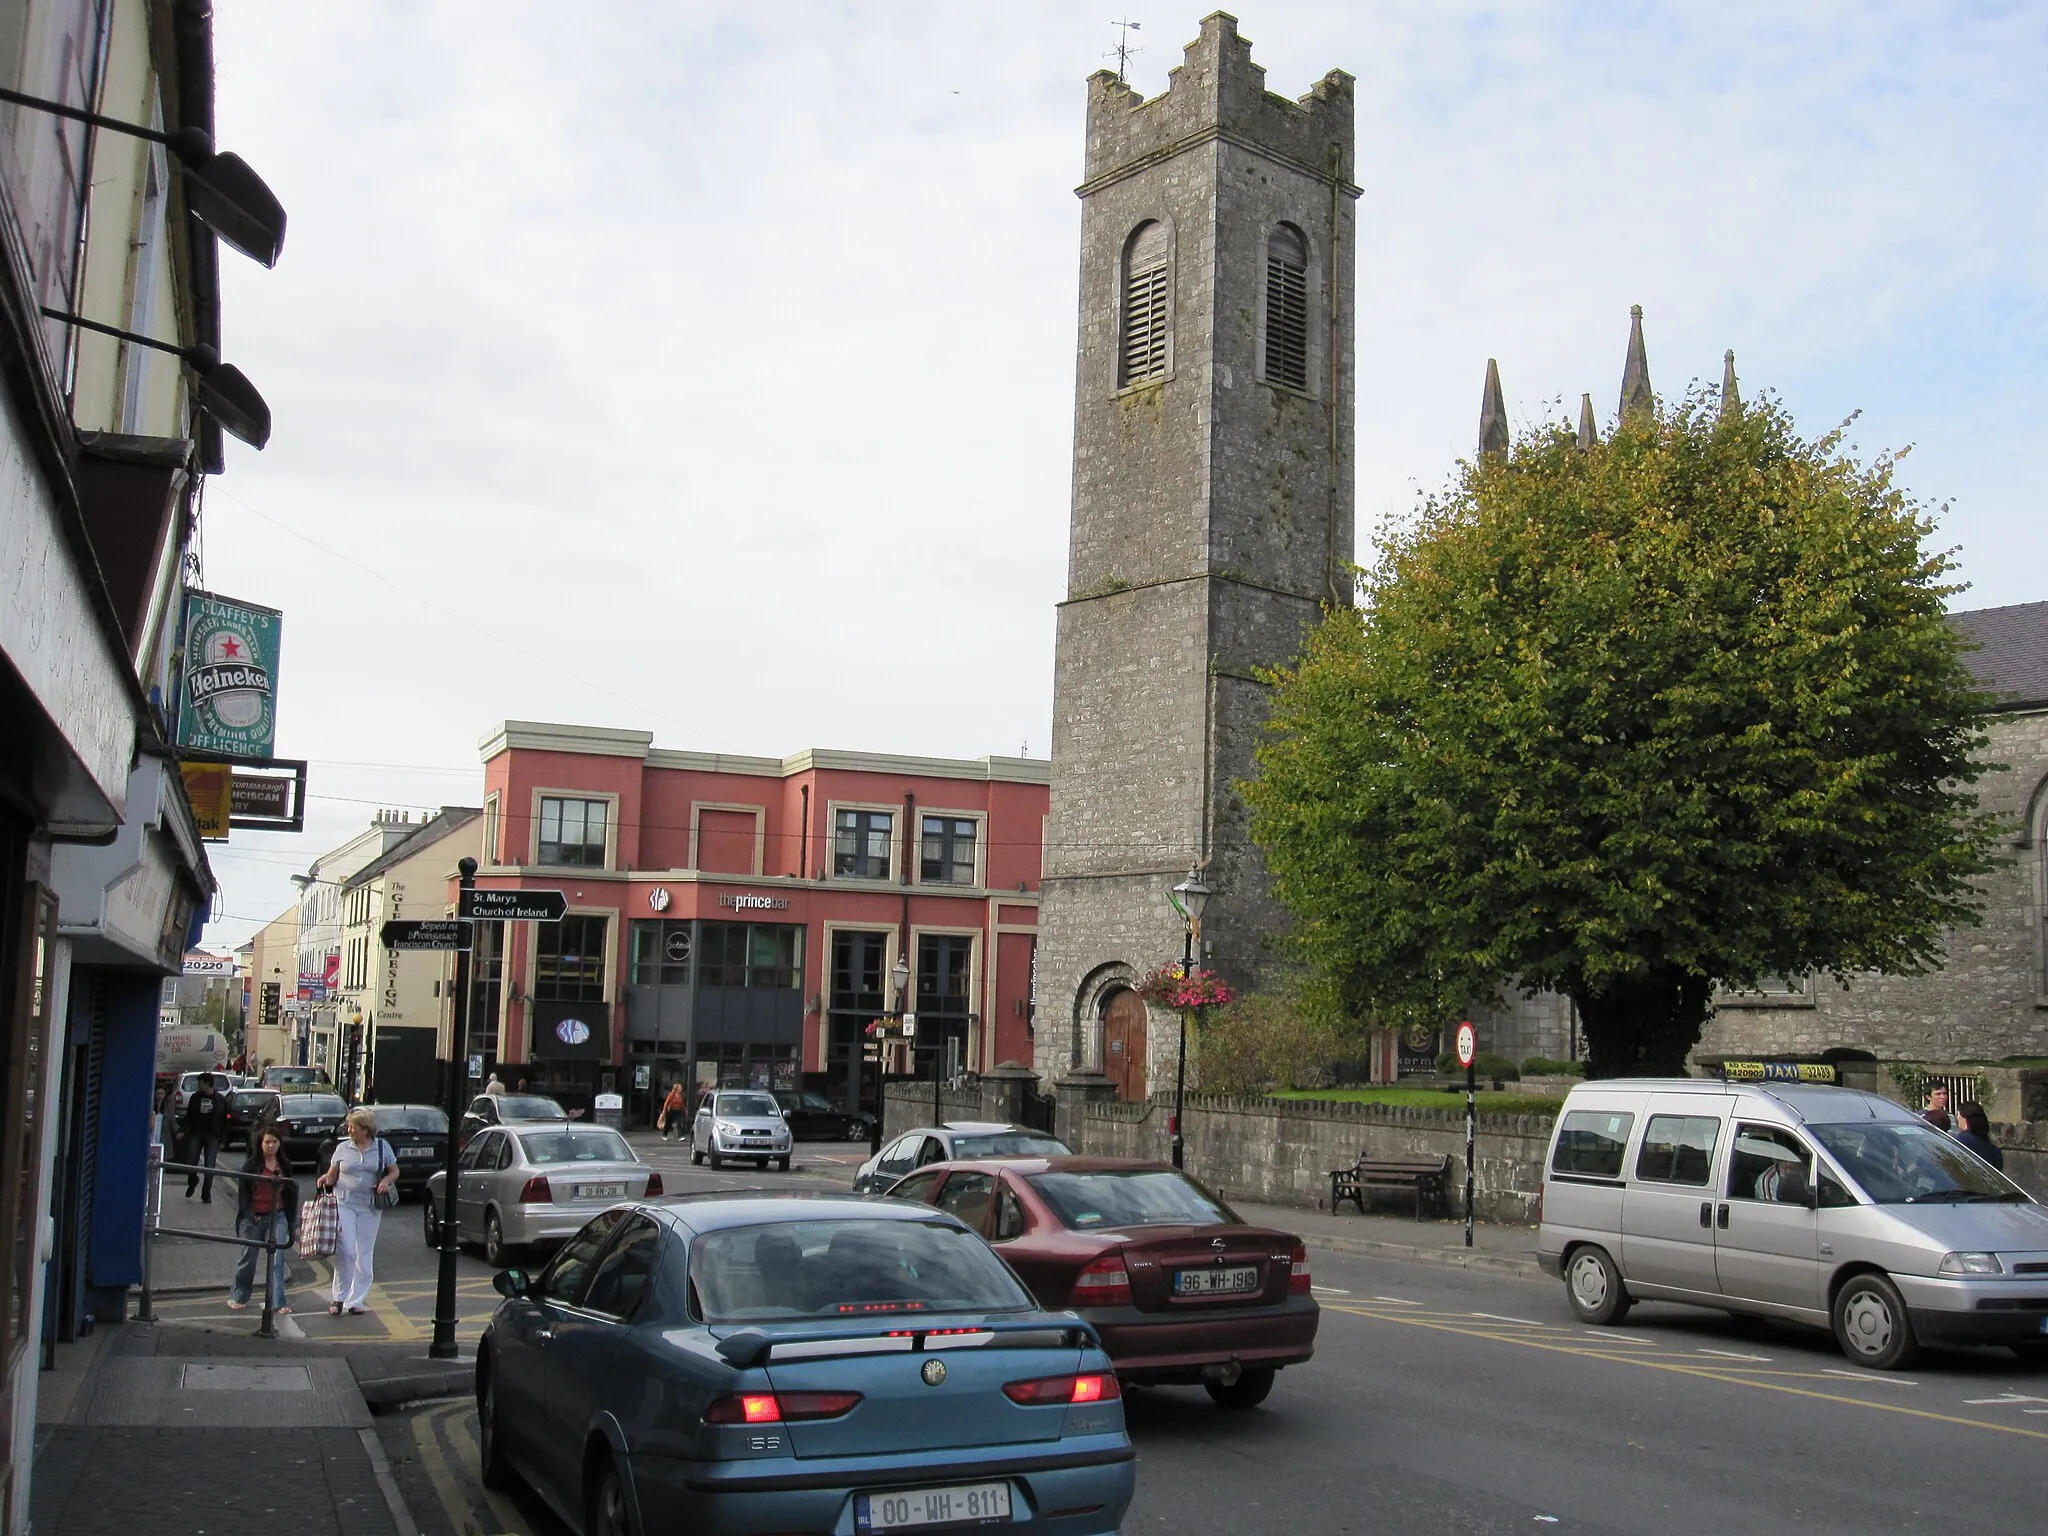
[1102,988,1149,1102]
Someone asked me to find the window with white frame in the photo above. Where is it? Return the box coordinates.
[920,816,977,885]
[538,796,608,867]
[1263,224,1309,391]
[1119,221,1170,386]
[834,809,893,881]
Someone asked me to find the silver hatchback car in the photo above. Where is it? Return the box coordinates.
[424,1124,660,1266]
[1539,1079,2048,1369]
[691,1089,792,1171]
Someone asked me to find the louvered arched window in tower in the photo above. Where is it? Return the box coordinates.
[1264,224,1309,391]
[1119,221,1170,386]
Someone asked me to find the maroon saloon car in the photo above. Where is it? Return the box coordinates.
[882,1156,1318,1408]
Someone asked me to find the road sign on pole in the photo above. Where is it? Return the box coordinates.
[1458,1020,1477,1249]
[458,888,567,922]
[379,919,471,951]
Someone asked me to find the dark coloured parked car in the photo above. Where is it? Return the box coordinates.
[476,1195,1135,1536]
[223,1088,283,1150]
[773,1088,876,1141]
[272,1092,349,1163]
[458,1092,569,1150]
[851,1122,1069,1193]
[372,1104,451,1196]
[885,1156,1319,1408]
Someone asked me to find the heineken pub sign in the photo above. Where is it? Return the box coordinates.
[175,591,282,759]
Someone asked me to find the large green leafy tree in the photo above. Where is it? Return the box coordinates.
[1245,391,2001,1076]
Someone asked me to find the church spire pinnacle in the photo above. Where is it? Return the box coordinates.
[1577,392,1597,450]
[1720,349,1741,419]
[1618,304,1653,427]
[1478,358,1509,459]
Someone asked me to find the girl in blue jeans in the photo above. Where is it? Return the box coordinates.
[228,1126,298,1312]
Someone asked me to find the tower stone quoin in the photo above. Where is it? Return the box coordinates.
[1034,13,1357,1091]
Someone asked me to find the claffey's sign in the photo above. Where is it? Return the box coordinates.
[175,590,282,759]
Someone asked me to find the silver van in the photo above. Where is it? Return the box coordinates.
[1537,1079,2048,1369]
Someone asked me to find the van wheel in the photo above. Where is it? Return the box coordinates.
[1832,1273,1919,1370]
[1564,1245,1631,1325]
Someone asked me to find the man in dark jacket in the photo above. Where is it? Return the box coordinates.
[1954,1102,2005,1171]
[183,1072,227,1201]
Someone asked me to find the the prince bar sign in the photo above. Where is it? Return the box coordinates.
[175,591,282,759]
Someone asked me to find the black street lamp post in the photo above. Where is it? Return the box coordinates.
[1169,871,1210,1170]
[871,956,909,1155]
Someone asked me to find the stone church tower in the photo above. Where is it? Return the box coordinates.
[1034,15,1357,1093]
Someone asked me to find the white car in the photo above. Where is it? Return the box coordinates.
[690,1089,792,1171]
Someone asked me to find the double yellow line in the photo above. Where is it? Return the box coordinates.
[412,1398,532,1536]
[1328,1303,2048,1443]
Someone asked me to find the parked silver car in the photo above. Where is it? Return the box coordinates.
[852,1122,1070,1193]
[1538,1078,2048,1369]
[690,1089,792,1170]
[424,1124,660,1265]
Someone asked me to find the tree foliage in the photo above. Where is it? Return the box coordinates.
[1245,389,2002,1076]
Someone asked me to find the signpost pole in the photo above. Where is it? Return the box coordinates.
[428,857,476,1360]
[1455,1020,1477,1250]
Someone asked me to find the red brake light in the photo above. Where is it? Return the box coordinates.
[644,1171,663,1196]
[1070,1252,1131,1308]
[1289,1239,1311,1295]
[1004,1373,1122,1406]
[519,1175,552,1203]
[705,1391,861,1424]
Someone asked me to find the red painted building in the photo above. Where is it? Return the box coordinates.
[455,721,1049,1123]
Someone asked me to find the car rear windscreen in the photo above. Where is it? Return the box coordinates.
[498,1096,566,1119]
[690,1218,1033,1322]
[281,1096,347,1118]
[519,1129,632,1166]
[1027,1169,1234,1229]
[949,1133,1069,1158]
[373,1106,449,1133]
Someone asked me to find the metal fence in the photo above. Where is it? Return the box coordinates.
[137,1143,294,1340]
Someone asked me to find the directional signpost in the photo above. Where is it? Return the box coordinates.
[379,919,470,951]
[459,888,567,922]
[1456,1020,1478,1249]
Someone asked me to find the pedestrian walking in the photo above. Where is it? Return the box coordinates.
[484,1072,505,1098]
[183,1071,227,1201]
[228,1127,298,1314]
[315,1107,399,1316]
[658,1081,686,1140]
[1921,1083,1952,1131]
[1953,1101,2005,1171]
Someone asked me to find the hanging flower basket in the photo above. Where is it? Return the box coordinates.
[1136,964,1234,1011]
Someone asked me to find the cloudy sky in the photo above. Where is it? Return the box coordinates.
[197,2,2047,949]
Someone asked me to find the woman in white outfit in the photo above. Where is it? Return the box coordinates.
[317,1107,398,1316]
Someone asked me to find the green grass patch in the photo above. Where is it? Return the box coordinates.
[1270,1087,1565,1115]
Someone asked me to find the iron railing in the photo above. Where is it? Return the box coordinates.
[137,1142,295,1340]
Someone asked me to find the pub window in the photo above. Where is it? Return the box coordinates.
[1263,224,1309,391]
[917,934,974,1020]
[920,816,977,886]
[533,914,608,1002]
[1119,220,1170,386]
[538,796,608,867]
[698,922,803,990]
[833,809,892,881]
[629,920,693,986]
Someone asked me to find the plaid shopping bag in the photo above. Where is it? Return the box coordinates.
[298,1191,339,1259]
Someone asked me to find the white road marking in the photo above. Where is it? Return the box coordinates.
[1821,1369,1917,1387]
[1695,1348,1772,1362]
[1963,1393,2048,1406]
[1372,1295,1422,1306]
[1470,1312,1545,1326]
[1310,1285,1351,1295]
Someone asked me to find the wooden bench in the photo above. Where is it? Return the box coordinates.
[1328,1155,1452,1220]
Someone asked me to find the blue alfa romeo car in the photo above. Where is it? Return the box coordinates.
[477,1193,1137,1536]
